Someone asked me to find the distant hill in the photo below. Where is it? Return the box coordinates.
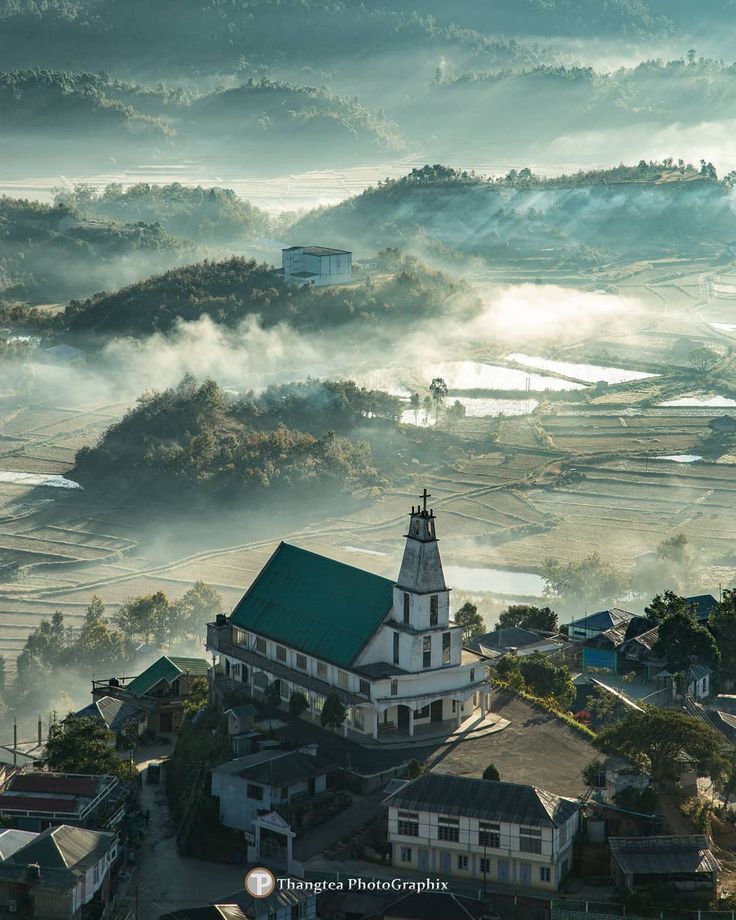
[64,252,475,337]
[0,71,404,176]
[54,184,273,245]
[290,163,735,263]
[0,197,196,303]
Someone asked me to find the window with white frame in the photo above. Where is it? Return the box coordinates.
[480,857,490,874]
[397,810,419,837]
[478,821,500,848]
[423,635,432,668]
[255,636,267,654]
[359,678,371,698]
[403,593,410,624]
[353,708,364,730]
[295,653,307,671]
[437,816,460,842]
[457,854,468,870]
[430,595,439,626]
[442,631,451,664]
[276,645,287,662]
[519,827,542,854]
[540,867,551,883]
[233,627,247,646]
[317,661,328,679]
[391,679,398,696]
[337,670,349,689]
[400,847,412,863]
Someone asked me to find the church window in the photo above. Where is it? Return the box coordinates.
[519,827,542,854]
[470,668,476,682]
[391,679,398,696]
[255,636,267,655]
[393,632,400,665]
[359,679,371,698]
[353,708,364,730]
[233,627,247,646]
[430,595,439,626]
[295,653,307,671]
[316,661,328,680]
[403,593,410,624]
[442,632,451,664]
[423,635,432,668]
[438,817,460,842]
[276,645,286,662]
[337,670,349,689]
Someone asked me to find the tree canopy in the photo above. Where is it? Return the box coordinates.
[44,714,126,776]
[498,604,557,632]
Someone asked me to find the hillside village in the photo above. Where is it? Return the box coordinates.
[0,496,735,920]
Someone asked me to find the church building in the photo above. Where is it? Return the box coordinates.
[206,493,490,741]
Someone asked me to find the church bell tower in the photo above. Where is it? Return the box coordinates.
[394,490,451,635]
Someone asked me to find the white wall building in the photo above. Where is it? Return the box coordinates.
[281,246,352,286]
[207,493,490,741]
[386,774,580,891]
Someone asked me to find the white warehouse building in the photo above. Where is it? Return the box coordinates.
[281,245,352,286]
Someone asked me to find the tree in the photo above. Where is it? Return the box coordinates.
[517,653,575,708]
[182,676,209,716]
[542,553,627,606]
[288,690,309,742]
[77,597,126,672]
[653,610,720,675]
[482,763,500,781]
[320,692,346,734]
[173,581,224,640]
[44,715,124,776]
[711,589,736,679]
[594,709,727,784]
[656,534,689,565]
[422,395,432,425]
[644,590,692,622]
[429,377,448,426]
[0,654,5,697]
[498,604,557,632]
[455,601,485,640]
[687,345,719,372]
[406,759,423,779]
[410,392,420,426]
[445,399,466,432]
[117,591,173,646]
[16,610,67,671]
[265,680,282,711]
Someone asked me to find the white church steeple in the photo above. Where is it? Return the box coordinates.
[396,489,447,594]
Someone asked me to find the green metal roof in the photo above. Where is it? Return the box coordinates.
[127,655,209,696]
[230,542,394,668]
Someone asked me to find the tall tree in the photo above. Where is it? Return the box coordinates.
[173,581,224,640]
[595,709,726,784]
[455,602,485,640]
[498,605,557,632]
[429,377,448,426]
[410,392,420,426]
[644,590,692,622]
[542,553,627,606]
[517,653,575,708]
[711,589,736,680]
[653,610,720,675]
[77,596,127,672]
[320,692,346,735]
[45,715,123,776]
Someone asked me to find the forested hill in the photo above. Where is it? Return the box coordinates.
[0,72,403,175]
[290,163,736,263]
[64,253,475,337]
[0,197,196,303]
[73,377,384,504]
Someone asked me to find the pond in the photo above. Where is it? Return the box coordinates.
[402,396,539,425]
[660,395,736,407]
[0,471,82,489]
[427,361,585,392]
[655,455,703,464]
[444,565,546,597]
[506,353,655,384]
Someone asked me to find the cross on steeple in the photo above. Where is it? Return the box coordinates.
[420,488,432,515]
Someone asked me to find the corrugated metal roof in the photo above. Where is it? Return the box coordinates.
[212,749,334,785]
[609,835,718,876]
[0,829,37,860]
[230,542,394,667]
[6,825,115,876]
[574,608,635,632]
[386,774,579,827]
[11,774,103,796]
[126,655,208,696]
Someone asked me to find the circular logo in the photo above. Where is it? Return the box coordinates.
[245,867,276,899]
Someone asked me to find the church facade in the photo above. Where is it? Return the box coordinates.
[206,495,490,740]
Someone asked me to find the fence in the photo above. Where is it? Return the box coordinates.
[552,899,736,920]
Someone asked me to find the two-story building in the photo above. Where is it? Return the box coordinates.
[281,246,352,286]
[0,824,118,920]
[206,495,490,741]
[385,774,580,891]
[0,773,122,833]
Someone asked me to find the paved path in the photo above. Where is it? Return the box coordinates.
[130,750,246,920]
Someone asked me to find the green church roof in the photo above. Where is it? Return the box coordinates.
[127,655,209,697]
[230,542,394,668]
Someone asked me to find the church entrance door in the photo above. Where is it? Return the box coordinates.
[430,700,443,723]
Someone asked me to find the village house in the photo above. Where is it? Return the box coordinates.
[467,627,567,663]
[280,245,352,287]
[158,883,316,920]
[91,655,209,735]
[385,774,580,891]
[569,608,636,643]
[0,773,123,833]
[609,835,718,895]
[0,824,118,920]
[207,494,490,741]
[582,616,657,674]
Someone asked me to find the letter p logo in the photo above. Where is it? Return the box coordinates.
[245,868,276,899]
